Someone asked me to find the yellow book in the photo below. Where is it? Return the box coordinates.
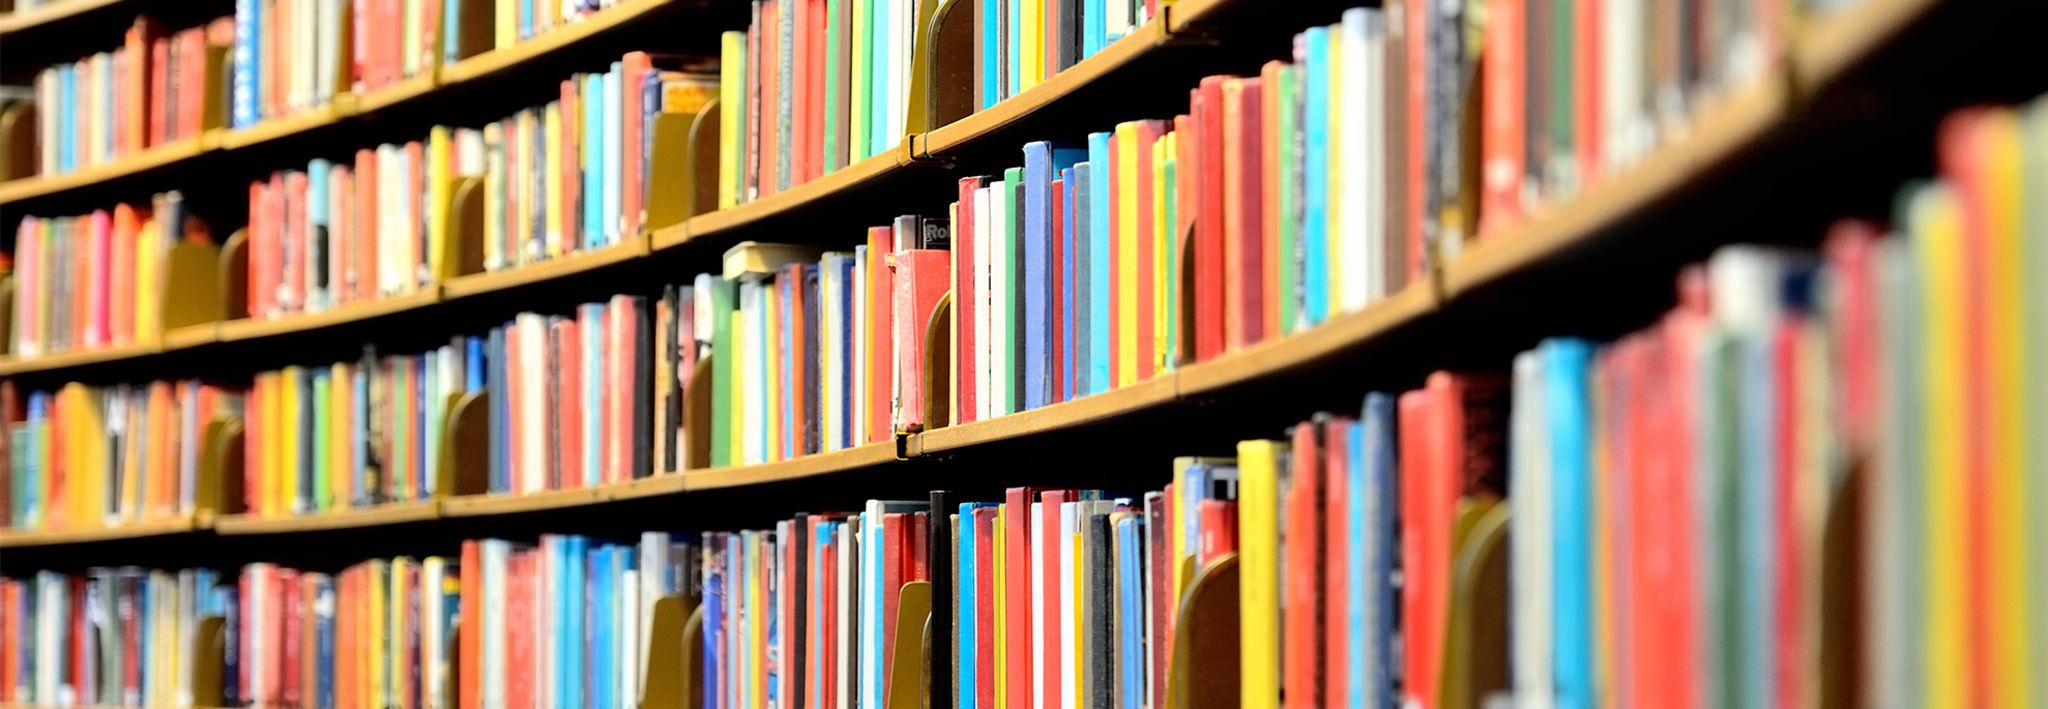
[261,374,282,517]
[1023,0,1044,90]
[720,31,746,209]
[281,366,303,517]
[1237,439,1285,707]
[392,557,416,706]
[1326,31,1345,311]
[545,103,565,257]
[1590,365,1617,703]
[333,363,354,509]
[495,0,514,48]
[427,126,454,280]
[1115,122,1140,387]
[369,559,390,707]
[1913,184,1965,708]
[993,508,1007,709]
[1981,108,2031,709]
[133,217,160,342]
[59,384,107,528]
[1153,135,1172,372]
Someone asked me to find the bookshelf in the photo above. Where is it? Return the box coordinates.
[0,0,131,35]
[4,0,2043,707]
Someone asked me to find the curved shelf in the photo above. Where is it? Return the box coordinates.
[0,0,129,35]
[215,289,441,344]
[0,514,206,549]
[443,241,650,301]
[0,0,681,208]
[213,500,441,535]
[0,0,1961,552]
[0,340,158,376]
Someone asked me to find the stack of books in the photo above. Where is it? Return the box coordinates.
[31,17,233,176]
[2,380,244,532]
[9,193,210,358]
[0,568,237,707]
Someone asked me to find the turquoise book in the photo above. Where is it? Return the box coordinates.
[1301,26,1331,327]
[1545,339,1595,709]
[1086,131,1113,395]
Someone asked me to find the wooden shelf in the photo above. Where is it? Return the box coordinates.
[919,19,1168,158]
[443,240,650,300]
[214,501,441,535]
[1174,281,1437,399]
[442,486,608,517]
[438,0,677,84]
[0,133,213,206]
[352,71,443,115]
[0,0,127,35]
[661,146,912,251]
[1792,0,1940,91]
[0,340,159,376]
[220,106,350,151]
[909,374,1179,457]
[163,322,219,351]
[678,442,902,492]
[1441,78,1790,297]
[0,514,205,549]
[215,289,442,343]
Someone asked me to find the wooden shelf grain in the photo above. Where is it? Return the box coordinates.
[215,289,443,343]
[220,106,351,151]
[0,0,127,34]
[442,486,608,517]
[1792,0,1940,91]
[1175,282,1438,399]
[443,240,650,300]
[0,340,159,376]
[0,133,213,206]
[0,515,205,549]
[162,322,220,351]
[663,146,911,251]
[352,71,443,115]
[680,442,902,492]
[909,374,1180,457]
[919,20,1169,158]
[214,501,441,535]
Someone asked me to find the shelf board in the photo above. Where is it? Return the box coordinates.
[679,442,903,492]
[214,501,442,535]
[353,71,443,114]
[909,374,1179,457]
[1175,282,1438,399]
[920,20,1168,157]
[1792,0,1940,90]
[0,134,213,206]
[0,515,205,549]
[442,486,609,517]
[443,240,650,300]
[220,106,351,151]
[1442,78,1790,298]
[666,146,910,250]
[215,289,443,344]
[163,322,220,352]
[0,340,159,376]
[438,0,677,85]
[0,0,127,34]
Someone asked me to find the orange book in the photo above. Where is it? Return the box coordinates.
[1259,60,1286,336]
[867,225,894,443]
[791,0,813,185]
[621,52,653,237]
[1479,0,1524,235]
[556,318,584,487]
[1937,109,1995,708]
[111,204,143,344]
[1572,0,1601,189]
[355,148,379,303]
[560,78,582,251]
[148,382,175,518]
[1221,77,1264,350]
[1283,422,1324,709]
[459,540,482,709]
[1131,120,1165,382]
[124,18,158,153]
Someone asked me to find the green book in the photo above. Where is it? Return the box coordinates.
[1004,167,1024,414]
[314,372,331,513]
[824,0,844,172]
[1274,64,1299,336]
[850,0,869,163]
[1161,155,1178,367]
[1550,0,1574,192]
[709,276,738,469]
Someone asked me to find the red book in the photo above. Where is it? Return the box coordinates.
[892,249,951,432]
[621,52,653,237]
[973,506,1000,709]
[1283,422,1322,709]
[1403,0,1427,280]
[1772,316,1807,709]
[148,38,169,146]
[1574,0,1602,189]
[1044,0,1061,77]
[1478,0,1524,236]
[1051,177,1067,400]
[1148,486,1172,706]
[1039,489,1071,706]
[1321,416,1353,707]
[759,0,781,197]
[458,542,481,709]
[1191,77,1227,361]
[790,0,811,185]
[820,528,840,709]
[1397,387,1439,709]
[1197,499,1236,560]
[280,570,301,708]
[1002,487,1037,709]
[956,177,984,423]
[881,512,907,698]
[560,79,582,251]
[1130,120,1165,378]
[910,511,930,581]
[1939,110,1995,708]
[355,148,379,303]
[555,319,583,487]
[866,226,895,442]
[1220,77,1263,350]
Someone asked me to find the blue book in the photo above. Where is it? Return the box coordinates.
[592,546,613,709]
[1071,161,1091,394]
[314,575,336,708]
[58,66,75,172]
[415,356,431,497]
[1083,0,1106,58]
[1115,514,1145,707]
[519,0,533,40]
[982,0,1001,108]
[466,336,485,392]
[1085,131,1113,394]
[701,533,725,709]
[1006,0,1021,98]
[1301,27,1331,326]
[1544,340,1595,709]
[957,503,982,709]
[1022,144,1055,410]
[232,0,259,129]
[1060,166,1079,402]
[581,303,605,486]
[835,257,856,449]
[217,582,239,707]
[486,328,508,493]
[23,393,47,524]
[308,161,331,308]
[1360,393,1398,708]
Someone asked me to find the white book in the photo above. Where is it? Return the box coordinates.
[974,185,994,422]
[1358,9,1387,302]
[1058,501,1079,709]
[636,532,668,701]
[1030,500,1046,709]
[175,571,197,705]
[315,0,339,103]
[1510,350,1555,709]
[422,558,447,708]
[860,505,882,709]
[1605,0,1649,173]
[605,65,625,244]
[517,314,549,493]
[985,182,1008,417]
[482,540,509,709]
[885,0,907,146]
[1105,0,1129,43]
[621,567,641,706]
[821,255,843,450]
